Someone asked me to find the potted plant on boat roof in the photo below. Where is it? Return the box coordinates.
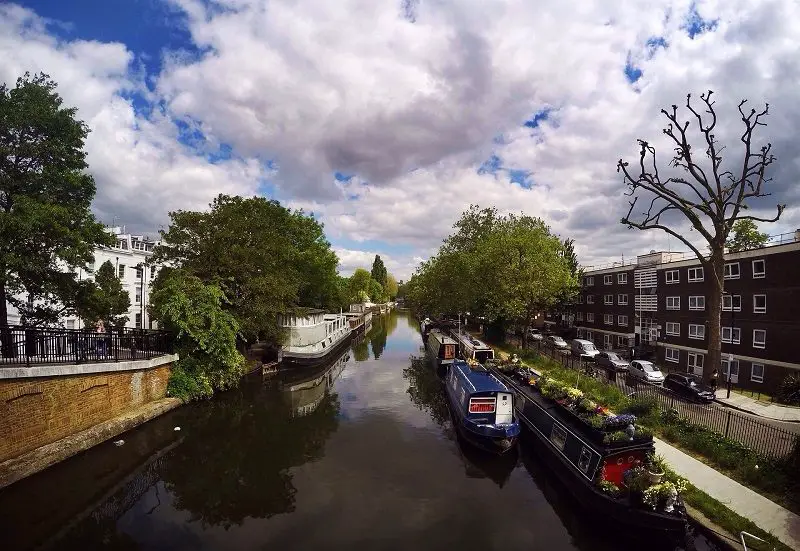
[645,452,667,485]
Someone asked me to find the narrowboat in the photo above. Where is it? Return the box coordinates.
[425,328,458,377]
[278,310,353,366]
[444,360,520,454]
[450,329,494,364]
[491,367,688,536]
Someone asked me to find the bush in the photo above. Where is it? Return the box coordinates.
[623,395,658,417]
[775,374,800,406]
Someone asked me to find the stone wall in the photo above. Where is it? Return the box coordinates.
[0,358,174,464]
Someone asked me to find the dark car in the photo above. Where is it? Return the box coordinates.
[595,351,630,372]
[664,373,715,403]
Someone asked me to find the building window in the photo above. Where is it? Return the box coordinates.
[688,267,704,282]
[665,348,680,363]
[577,312,583,321]
[587,313,595,322]
[604,294,613,305]
[666,296,680,310]
[665,270,679,284]
[618,273,628,284]
[724,262,740,280]
[135,313,142,329]
[587,295,595,304]
[618,315,628,326]
[751,363,765,383]
[604,314,613,325]
[118,264,126,279]
[665,322,680,336]
[722,295,741,312]
[585,330,593,341]
[603,334,612,348]
[578,295,584,304]
[135,287,142,304]
[617,335,627,347]
[604,275,613,285]
[688,324,705,340]
[689,296,706,311]
[136,265,144,279]
[722,327,741,344]
[585,276,594,286]
[688,353,704,372]
[753,329,766,349]
[753,294,766,314]
[752,259,765,279]
[618,294,628,305]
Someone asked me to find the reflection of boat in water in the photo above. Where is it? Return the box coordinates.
[452,412,518,487]
[279,347,350,417]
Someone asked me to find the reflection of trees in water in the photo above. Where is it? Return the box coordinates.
[352,333,370,361]
[159,382,340,529]
[402,357,450,426]
[369,312,398,359]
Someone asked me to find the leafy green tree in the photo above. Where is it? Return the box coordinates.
[726,219,769,252]
[0,72,112,329]
[148,269,244,401]
[370,254,387,288]
[385,274,399,300]
[346,268,372,303]
[368,278,385,303]
[151,195,340,344]
[76,260,131,328]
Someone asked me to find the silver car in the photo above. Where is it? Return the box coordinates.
[595,351,630,372]
[629,360,665,385]
[547,335,568,349]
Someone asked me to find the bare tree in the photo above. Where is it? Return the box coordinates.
[618,91,785,382]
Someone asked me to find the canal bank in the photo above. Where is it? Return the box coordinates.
[0,312,715,551]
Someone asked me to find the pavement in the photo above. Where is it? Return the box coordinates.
[655,437,800,550]
[715,390,800,422]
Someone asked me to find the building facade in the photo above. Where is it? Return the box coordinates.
[573,234,800,393]
[5,227,160,330]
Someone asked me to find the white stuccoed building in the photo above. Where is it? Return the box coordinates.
[5,226,161,329]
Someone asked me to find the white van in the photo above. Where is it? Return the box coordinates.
[571,339,600,360]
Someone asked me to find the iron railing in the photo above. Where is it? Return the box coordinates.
[515,337,800,460]
[0,325,174,367]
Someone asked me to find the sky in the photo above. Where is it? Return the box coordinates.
[2,0,799,281]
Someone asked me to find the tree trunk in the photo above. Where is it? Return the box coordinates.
[705,249,725,385]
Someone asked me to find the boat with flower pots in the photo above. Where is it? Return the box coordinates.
[490,365,689,537]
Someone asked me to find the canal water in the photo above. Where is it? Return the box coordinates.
[0,311,717,551]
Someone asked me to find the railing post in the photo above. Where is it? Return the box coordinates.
[724,410,732,438]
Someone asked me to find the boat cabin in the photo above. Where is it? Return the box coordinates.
[426,329,458,366]
[451,330,495,364]
[447,360,514,425]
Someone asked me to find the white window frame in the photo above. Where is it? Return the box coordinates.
[604,294,613,305]
[618,273,628,284]
[618,315,628,326]
[576,312,583,321]
[665,322,680,336]
[135,313,142,329]
[688,324,705,340]
[118,264,126,279]
[724,262,740,280]
[665,348,680,363]
[604,314,614,325]
[618,294,628,305]
[587,313,595,323]
[687,267,704,282]
[603,334,612,347]
[665,269,679,284]
[666,296,680,310]
[753,329,766,349]
[585,330,593,341]
[587,295,595,304]
[722,295,741,312]
[688,352,704,370]
[722,327,741,344]
[688,296,706,311]
[752,259,765,279]
[753,294,766,314]
[578,295,584,304]
[617,335,627,347]
[135,287,142,304]
[751,363,764,383]
[585,276,595,286]
[604,274,613,285]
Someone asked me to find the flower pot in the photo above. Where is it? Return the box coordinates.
[646,470,664,485]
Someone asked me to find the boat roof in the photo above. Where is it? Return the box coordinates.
[452,330,492,350]
[429,329,457,344]
[451,360,509,393]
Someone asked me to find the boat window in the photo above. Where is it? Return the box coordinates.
[550,423,567,451]
[578,447,592,473]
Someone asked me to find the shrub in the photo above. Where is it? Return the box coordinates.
[623,395,658,417]
[775,374,800,406]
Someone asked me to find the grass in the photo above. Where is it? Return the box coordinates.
[731,388,776,403]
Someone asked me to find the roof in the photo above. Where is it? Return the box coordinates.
[452,360,509,393]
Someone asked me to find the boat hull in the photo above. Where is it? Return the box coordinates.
[281,331,353,366]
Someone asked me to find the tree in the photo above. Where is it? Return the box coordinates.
[368,278,385,303]
[385,274,399,300]
[346,268,372,303]
[549,238,582,325]
[151,195,340,344]
[0,72,112,329]
[76,260,131,328]
[618,91,784,382]
[370,255,387,288]
[726,219,769,252]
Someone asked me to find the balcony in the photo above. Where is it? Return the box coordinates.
[635,295,658,312]
[634,268,658,289]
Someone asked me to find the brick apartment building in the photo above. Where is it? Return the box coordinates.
[569,233,800,393]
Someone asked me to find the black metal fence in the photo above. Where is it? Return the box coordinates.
[0,325,174,367]
[517,337,800,460]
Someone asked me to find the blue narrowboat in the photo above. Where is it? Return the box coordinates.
[444,360,520,454]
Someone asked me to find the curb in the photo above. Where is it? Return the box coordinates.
[714,398,800,424]
[685,506,741,551]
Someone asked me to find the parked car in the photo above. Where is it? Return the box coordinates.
[570,339,600,361]
[595,351,629,372]
[527,328,544,341]
[664,373,715,403]
[547,335,568,349]
[628,360,665,385]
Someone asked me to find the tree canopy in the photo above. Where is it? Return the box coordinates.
[371,255,387,287]
[0,72,111,327]
[76,260,131,329]
[726,219,769,252]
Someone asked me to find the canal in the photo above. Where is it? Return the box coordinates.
[0,311,717,551]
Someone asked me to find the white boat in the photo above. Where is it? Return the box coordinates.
[450,329,495,364]
[278,309,352,365]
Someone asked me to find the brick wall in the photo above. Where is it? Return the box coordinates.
[0,364,171,463]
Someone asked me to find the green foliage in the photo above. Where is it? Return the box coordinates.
[775,374,800,406]
[368,278,385,303]
[726,219,769,252]
[151,195,340,344]
[75,260,131,328]
[0,72,112,326]
[623,395,659,417]
[346,268,372,304]
[385,274,399,300]
[149,269,245,401]
[370,254,387,288]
